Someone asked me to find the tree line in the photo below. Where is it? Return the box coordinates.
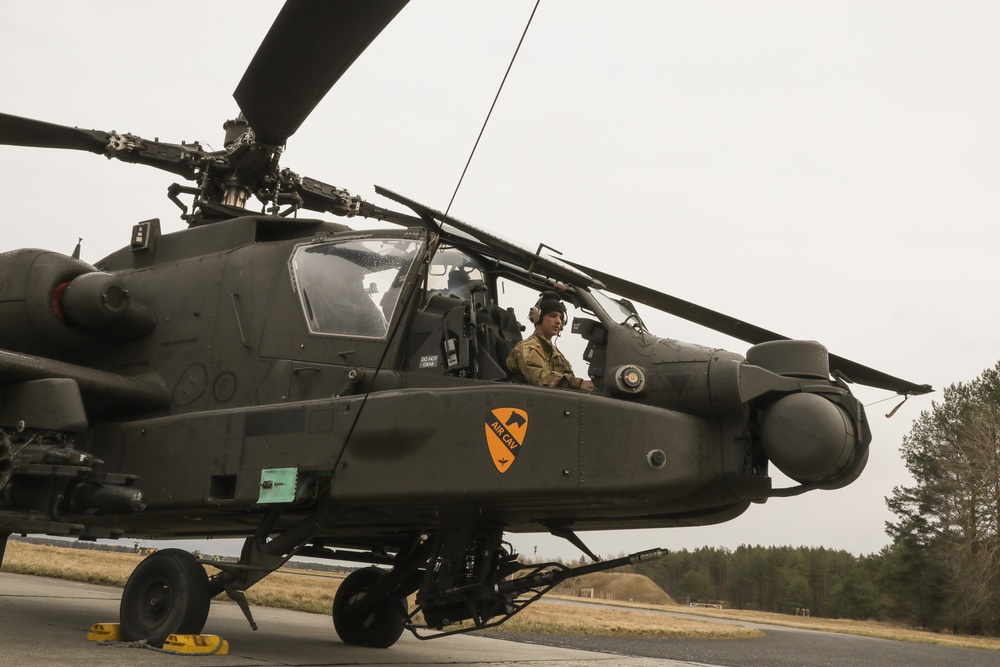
[632,545,881,619]
[635,361,1000,637]
[633,540,993,634]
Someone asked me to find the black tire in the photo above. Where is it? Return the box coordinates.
[0,433,13,490]
[332,567,406,648]
[119,548,211,646]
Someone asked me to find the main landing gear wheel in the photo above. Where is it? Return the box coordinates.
[332,567,406,648]
[119,548,211,647]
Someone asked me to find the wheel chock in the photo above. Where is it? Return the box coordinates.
[86,623,122,642]
[162,634,229,655]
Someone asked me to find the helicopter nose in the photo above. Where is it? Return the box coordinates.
[758,392,857,484]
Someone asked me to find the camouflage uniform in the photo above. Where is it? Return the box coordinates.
[506,333,587,390]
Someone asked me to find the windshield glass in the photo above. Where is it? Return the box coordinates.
[591,288,647,330]
[426,246,485,300]
[291,237,423,338]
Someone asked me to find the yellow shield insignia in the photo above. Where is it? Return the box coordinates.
[484,408,528,473]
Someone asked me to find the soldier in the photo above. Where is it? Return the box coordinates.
[506,291,595,392]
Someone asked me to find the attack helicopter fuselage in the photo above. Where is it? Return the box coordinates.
[0,211,869,550]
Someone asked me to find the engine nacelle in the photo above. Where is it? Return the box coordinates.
[0,249,154,358]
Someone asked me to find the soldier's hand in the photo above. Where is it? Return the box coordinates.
[581,380,595,392]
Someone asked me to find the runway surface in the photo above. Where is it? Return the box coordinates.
[519,599,1000,667]
[500,624,1000,667]
[3,572,999,667]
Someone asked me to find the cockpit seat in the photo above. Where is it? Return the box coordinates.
[475,303,524,381]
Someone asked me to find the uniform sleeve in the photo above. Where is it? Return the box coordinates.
[516,343,576,388]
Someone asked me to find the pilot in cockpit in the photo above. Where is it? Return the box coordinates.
[506,291,594,392]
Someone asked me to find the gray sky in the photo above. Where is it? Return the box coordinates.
[2,1,998,562]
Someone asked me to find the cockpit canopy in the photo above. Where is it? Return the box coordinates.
[291,237,422,338]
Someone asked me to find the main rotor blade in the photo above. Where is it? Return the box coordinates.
[566,259,932,396]
[234,0,409,146]
[0,113,109,153]
[565,259,786,344]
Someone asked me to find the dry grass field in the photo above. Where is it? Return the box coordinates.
[537,594,1000,652]
[4,539,1000,650]
[489,599,762,638]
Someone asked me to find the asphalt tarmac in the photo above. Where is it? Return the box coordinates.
[3,572,999,667]
[500,603,1000,667]
[499,624,1000,667]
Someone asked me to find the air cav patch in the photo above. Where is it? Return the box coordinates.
[484,408,528,473]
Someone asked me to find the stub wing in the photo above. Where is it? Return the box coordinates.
[0,349,169,430]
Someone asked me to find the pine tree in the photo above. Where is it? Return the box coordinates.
[886,361,1000,634]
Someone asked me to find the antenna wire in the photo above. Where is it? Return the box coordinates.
[445,0,541,217]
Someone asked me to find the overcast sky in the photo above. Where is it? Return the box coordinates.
[2,1,998,562]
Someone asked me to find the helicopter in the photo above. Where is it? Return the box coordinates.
[0,0,932,650]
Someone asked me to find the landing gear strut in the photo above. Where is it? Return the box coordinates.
[316,523,667,647]
[119,548,211,646]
